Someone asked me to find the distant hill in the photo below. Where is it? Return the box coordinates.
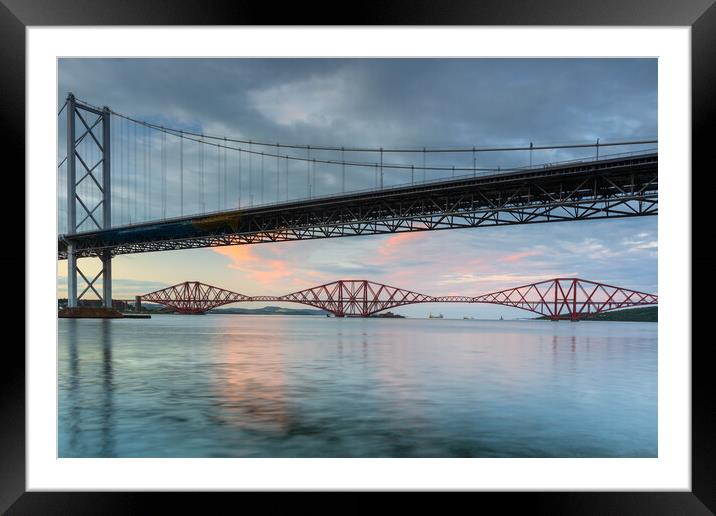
[210,306,327,316]
[538,306,657,322]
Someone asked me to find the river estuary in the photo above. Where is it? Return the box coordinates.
[58,315,657,458]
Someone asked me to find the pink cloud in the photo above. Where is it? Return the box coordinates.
[212,244,335,293]
[212,245,296,291]
[376,232,426,260]
[502,249,543,263]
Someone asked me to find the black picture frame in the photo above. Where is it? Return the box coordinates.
[4,1,711,513]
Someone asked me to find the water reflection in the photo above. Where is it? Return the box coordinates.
[65,320,80,452]
[60,319,115,457]
[99,321,114,456]
[211,322,289,433]
[58,316,657,458]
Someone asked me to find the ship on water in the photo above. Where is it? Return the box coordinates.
[428,312,444,319]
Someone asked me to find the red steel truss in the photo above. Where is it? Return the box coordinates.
[141,281,251,314]
[279,280,433,317]
[472,278,658,321]
[139,278,657,319]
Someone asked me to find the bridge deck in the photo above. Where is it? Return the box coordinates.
[58,152,657,258]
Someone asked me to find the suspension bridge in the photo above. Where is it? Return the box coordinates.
[137,279,658,320]
[57,94,658,310]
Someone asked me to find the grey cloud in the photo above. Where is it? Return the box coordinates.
[59,58,656,148]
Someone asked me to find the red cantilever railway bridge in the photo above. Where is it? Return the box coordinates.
[139,278,657,320]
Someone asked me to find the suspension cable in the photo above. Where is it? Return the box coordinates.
[105,104,656,154]
[107,117,657,174]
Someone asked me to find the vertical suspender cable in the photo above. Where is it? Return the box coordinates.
[124,119,127,224]
[159,128,162,219]
[276,144,279,203]
[217,143,221,211]
[224,138,228,210]
[133,122,137,223]
[127,121,131,224]
[379,148,383,189]
[117,117,121,225]
[142,125,147,220]
[529,141,533,168]
[146,125,151,221]
[261,152,265,204]
[118,117,122,225]
[109,114,114,226]
[200,136,205,213]
[143,125,147,220]
[126,121,130,224]
[124,117,128,224]
[146,125,149,221]
[124,121,129,225]
[249,142,253,206]
[179,131,184,215]
[307,146,311,198]
[162,129,167,218]
[342,147,345,193]
[128,121,132,223]
[423,147,426,182]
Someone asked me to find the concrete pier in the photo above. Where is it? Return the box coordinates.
[58,307,125,319]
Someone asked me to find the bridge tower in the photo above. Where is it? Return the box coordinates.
[63,93,113,308]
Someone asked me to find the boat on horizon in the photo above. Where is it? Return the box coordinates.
[428,312,443,319]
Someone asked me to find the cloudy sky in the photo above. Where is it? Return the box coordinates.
[57,58,658,318]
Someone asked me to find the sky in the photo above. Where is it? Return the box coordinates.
[57,58,658,318]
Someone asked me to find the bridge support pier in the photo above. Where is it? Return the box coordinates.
[63,93,114,311]
[102,250,112,309]
[67,244,77,308]
[65,251,113,309]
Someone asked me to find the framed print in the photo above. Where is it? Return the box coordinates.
[5,0,712,513]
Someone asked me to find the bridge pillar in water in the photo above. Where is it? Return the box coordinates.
[64,93,113,309]
[135,296,142,312]
[102,249,112,308]
[66,243,77,308]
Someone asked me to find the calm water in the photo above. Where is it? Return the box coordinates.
[58,315,657,458]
